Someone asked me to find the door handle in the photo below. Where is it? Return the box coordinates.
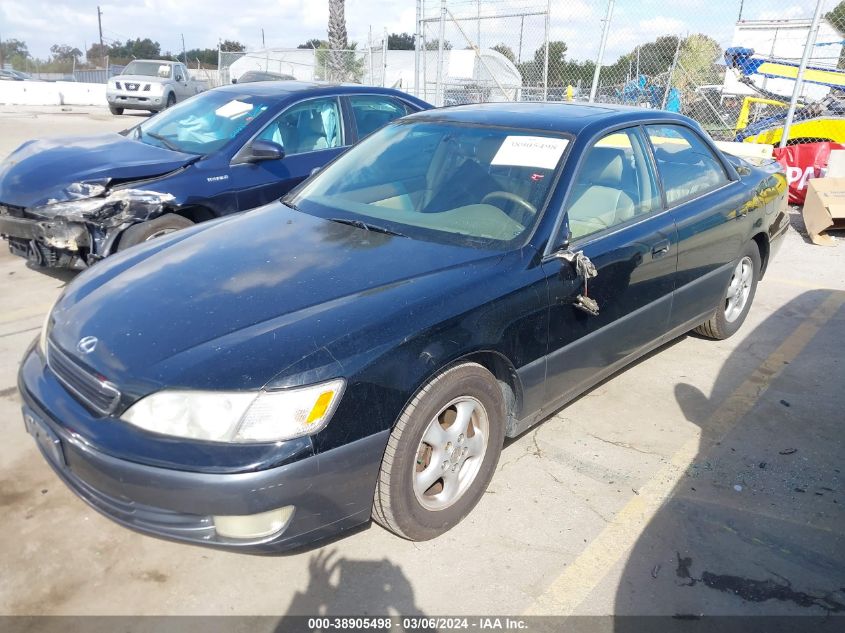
[651,240,671,258]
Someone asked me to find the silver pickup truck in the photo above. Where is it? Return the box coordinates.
[106,60,207,115]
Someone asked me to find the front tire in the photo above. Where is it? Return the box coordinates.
[109,106,124,115]
[373,362,506,541]
[116,214,194,251]
[694,241,761,340]
[165,93,176,109]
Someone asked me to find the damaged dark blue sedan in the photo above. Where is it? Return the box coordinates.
[19,103,788,552]
[0,81,428,269]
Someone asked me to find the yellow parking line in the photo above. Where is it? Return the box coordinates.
[524,291,844,616]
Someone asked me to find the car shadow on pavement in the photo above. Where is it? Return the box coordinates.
[614,289,845,622]
[276,548,426,623]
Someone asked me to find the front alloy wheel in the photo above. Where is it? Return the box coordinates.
[373,362,506,541]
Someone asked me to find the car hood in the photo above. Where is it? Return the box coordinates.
[0,134,196,208]
[49,203,503,394]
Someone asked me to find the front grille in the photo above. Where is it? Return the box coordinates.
[125,82,139,91]
[47,342,121,416]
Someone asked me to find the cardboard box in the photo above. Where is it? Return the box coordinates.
[803,178,845,246]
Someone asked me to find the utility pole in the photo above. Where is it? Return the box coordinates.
[780,0,824,148]
[97,6,104,68]
[181,33,187,65]
[589,0,615,103]
[261,28,266,48]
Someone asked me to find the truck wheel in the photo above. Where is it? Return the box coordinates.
[117,214,194,251]
[165,93,176,109]
[372,362,506,541]
[109,106,124,115]
[694,241,761,340]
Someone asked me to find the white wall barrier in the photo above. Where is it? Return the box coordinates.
[0,81,106,107]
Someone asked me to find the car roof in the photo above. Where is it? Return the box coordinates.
[407,102,692,136]
[212,81,415,99]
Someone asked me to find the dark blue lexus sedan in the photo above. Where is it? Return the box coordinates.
[19,103,788,552]
[0,81,430,269]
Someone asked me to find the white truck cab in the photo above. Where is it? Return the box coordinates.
[106,60,207,115]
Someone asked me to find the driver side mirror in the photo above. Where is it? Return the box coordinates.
[247,139,285,162]
[175,74,183,82]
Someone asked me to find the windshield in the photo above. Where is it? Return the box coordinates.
[289,121,570,249]
[132,90,273,155]
[123,61,172,78]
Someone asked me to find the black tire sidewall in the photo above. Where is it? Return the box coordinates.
[386,365,506,540]
[117,214,193,251]
[166,93,176,108]
[713,241,761,338]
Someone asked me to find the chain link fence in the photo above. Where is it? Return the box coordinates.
[413,0,841,147]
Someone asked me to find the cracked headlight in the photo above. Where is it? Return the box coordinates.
[121,379,346,443]
[31,197,109,219]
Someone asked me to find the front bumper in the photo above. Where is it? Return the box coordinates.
[18,346,388,553]
[0,214,89,268]
[107,92,165,111]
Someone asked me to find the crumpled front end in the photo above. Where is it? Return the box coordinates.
[0,185,175,268]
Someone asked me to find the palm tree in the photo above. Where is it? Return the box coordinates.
[327,0,348,79]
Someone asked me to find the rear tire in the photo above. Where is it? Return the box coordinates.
[694,241,761,340]
[116,214,194,251]
[373,362,506,541]
[109,106,124,115]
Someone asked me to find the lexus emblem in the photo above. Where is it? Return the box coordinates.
[77,336,98,354]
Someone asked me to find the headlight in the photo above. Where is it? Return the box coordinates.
[121,379,346,443]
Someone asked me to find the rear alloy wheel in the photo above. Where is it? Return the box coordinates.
[117,214,194,252]
[373,362,506,541]
[694,241,761,340]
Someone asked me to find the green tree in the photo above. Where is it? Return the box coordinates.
[220,40,246,52]
[534,41,568,86]
[50,44,82,63]
[424,39,452,51]
[0,38,29,69]
[388,32,415,50]
[491,43,516,64]
[298,38,327,50]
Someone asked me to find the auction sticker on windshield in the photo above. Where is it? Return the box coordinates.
[492,136,569,170]
[215,100,254,119]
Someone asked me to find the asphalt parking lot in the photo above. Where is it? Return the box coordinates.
[1,106,844,619]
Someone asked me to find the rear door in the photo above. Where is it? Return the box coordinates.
[541,126,678,409]
[346,95,417,141]
[644,124,745,332]
[231,95,350,210]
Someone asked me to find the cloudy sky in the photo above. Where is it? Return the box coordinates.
[0,0,823,63]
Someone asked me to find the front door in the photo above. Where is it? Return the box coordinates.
[232,96,349,210]
[541,126,678,410]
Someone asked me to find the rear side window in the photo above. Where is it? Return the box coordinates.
[646,125,729,206]
[349,96,408,139]
[565,128,661,241]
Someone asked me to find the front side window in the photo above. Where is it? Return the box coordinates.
[565,128,661,241]
[349,95,408,138]
[132,90,273,154]
[289,121,571,249]
[646,124,730,206]
[256,97,343,155]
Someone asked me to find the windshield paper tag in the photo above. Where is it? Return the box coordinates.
[215,100,253,119]
[491,136,569,170]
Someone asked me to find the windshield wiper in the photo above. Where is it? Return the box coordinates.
[145,131,181,152]
[282,199,302,212]
[328,217,407,238]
